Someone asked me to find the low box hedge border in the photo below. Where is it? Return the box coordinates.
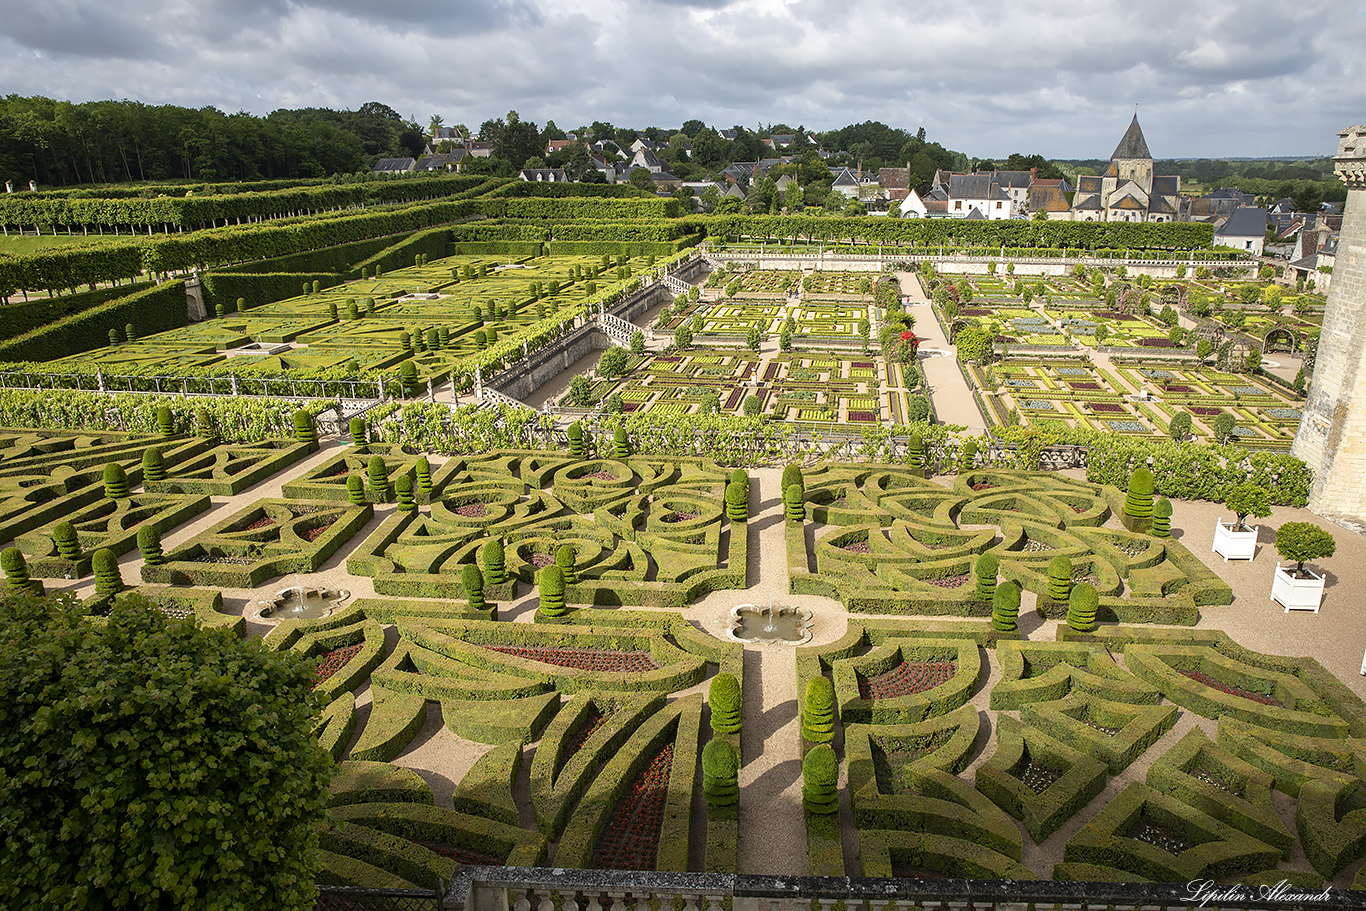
[991,640,1160,711]
[330,801,546,867]
[441,691,558,747]
[451,742,524,826]
[832,638,980,724]
[1298,777,1366,879]
[328,760,434,807]
[857,828,1037,881]
[1022,692,1178,774]
[349,686,428,762]
[1216,716,1362,797]
[974,715,1108,843]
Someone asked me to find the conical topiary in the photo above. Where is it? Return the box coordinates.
[415,456,432,498]
[538,565,566,617]
[613,427,630,459]
[708,672,742,734]
[725,480,748,522]
[1122,467,1154,533]
[567,421,585,457]
[156,405,174,436]
[92,548,124,600]
[906,433,925,477]
[974,552,999,602]
[1152,498,1172,538]
[801,676,835,744]
[137,525,164,566]
[195,408,217,442]
[1067,582,1099,633]
[802,744,839,815]
[346,474,366,505]
[367,455,388,498]
[781,464,804,493]
[52,521,81,560]
[784,483,805,522]
[394,475,416,513]
[2,547,42,596]
[461,563,485,612]
[103,462,129,500]
[555,544,577,585]
[141,447,165,483]
[703,738,739,809]
[958,439,978,473]
[992,580,1021,632]
[293,409,318,447]
[1046,555,1073,605]
[349,416,367,448]
[481,539,505,585]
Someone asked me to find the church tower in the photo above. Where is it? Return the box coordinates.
[1292,124,1366,520]
[1110,113,1154,195]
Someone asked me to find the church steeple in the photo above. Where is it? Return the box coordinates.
[1110,113,1152,161]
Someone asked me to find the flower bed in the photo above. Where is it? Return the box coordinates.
[858,660,957,700]
[591,744,673,870]
[1088,402,1125,413]
[454,503,489,518]
[847,411,877,422]
[843,541,873,553]
[315,643,363,688]
[485,645,661,673]
[416,841,505,866]
[925,573,970,589]
[585,471,618,481]
[1179,670,1282,707]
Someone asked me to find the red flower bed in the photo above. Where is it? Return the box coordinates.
[301,523,333,542]
[661,511,699,522]
[1180,670,1282,707]
[564,708,609,762]
[485,645,661,673]
[1088,402,1125,413]
[1191,406,1223,416]
[1162,384,1192,393]
[971,483,992,491]
[926,573,970,589]
[244,517,276,530]
[847,411,877,422]
[314,644,363,688]
[530,552,555,568]
[843,541,872,553]
[329,466,351,478]
[853,361,875,369]
[859,660,957,700]
[455,503,488,518]
[1067,381,1101,390]
[416,841,505,866]
[584,471,618,481]
[592,744,673,870]
[960,308,991,316]
[1139,337,1177,347]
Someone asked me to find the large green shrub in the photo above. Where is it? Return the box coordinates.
[538,565,566,617]
[136,526,164,567]
[346,474,366,506]
[802,744,839,814]
[958,438,978,473]
[781,464,804,492]
[141,447,165,483]
[725,481,748,522]
[802,676,835,744]
[992,580,1021,632]
[462,564,486,612]
[1046,555,1073,604]
[0,592,331,911]
[156,405,174,436]
[784,483,805,522]
[708,673,741,735]
[702,738,739,808]
[102,463,129,500]
[51,522,80,560]
[92,548,124,601]
[366,455,388,498]
[906,433,925,476]
[481,539,505,585]
[612,427,630,459]
[567,421,585,457]
[292,409,317,447]
[1124,467,1154,519]
[1066,583,1099,632]
[349,416,367,449]
[2,548,41,596]
[194,408,216,442]
[1152,498,1172,538]
[974,552,998,602]
[555,545,577,585]
[414,456,432,497]
[394,475,416,513]
[1275,523,1336,576]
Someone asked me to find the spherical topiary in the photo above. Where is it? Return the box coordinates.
[481,539,505,585]
[725,480,749,522]
[1124,467,1154,519]
[1046,555,1073,604]
[195,408,217,442]
[784,483,805,522]
[2,546,42,595]
[538,565,566,617]
[802,744,839,815]
[52,521,81,560]
[958,438,978,473]
[394,475,416,513]
[141,447,165,483]
[137,525,164,566]
[974,552,999,602]
[567,421,585,457]
[367,455,388,498]
[103,462,129,500]
[1067,582,1099,632]
[613,426,630,459]
[1152,498,1172,538]
[414,456,432,497]
[801,676,835,744]
[461,563,486,612]
[292,409,317,447]
[346,474,366,506]
[906,433,925,476]
[781,464,804,493]
[555,544,577,585]
[708,672,742,735]
[702,738,739,808]
[992,580,1021,632]
[349,416,367,449]
[93,548,124,600]
[156,405,174,436]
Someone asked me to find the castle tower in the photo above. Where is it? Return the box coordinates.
[1291,124,1366,519]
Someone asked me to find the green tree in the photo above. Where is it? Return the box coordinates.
[629,330,645,355]
[746,325,762,351]
[1275,522,1335,576]
[1224,483,1271,531]
[628,167,656,192]
[1212,411,1238,445]
[599,346,629,378]
[1168,411,1193,442]
[674,324,693,348]
[0,592,330,911]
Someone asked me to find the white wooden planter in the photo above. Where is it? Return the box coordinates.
[1213,518,1258,562]
[1271,563,1326,613]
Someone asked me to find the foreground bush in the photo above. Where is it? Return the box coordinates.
[0,592,331,910]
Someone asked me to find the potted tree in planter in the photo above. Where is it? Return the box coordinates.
[1272,522,1336,612]
[1214,483,1269,561]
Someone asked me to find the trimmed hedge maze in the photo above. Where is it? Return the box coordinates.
[796,620,1366,885]
[788,466,1230,623]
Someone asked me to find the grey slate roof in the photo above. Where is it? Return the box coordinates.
[995,170,1032,188]
[1216,206,1268,239]
[1110,114,1152,160]
[373,157,416,173]
[1152,175,1179,196]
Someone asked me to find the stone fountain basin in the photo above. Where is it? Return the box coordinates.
[253,587,350,622]
[727,603,813,644]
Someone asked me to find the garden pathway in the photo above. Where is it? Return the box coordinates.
[895,270,986,431]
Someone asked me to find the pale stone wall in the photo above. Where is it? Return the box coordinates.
[1292,125,1366,518]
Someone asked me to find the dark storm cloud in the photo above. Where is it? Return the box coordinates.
[0,0,1361,157]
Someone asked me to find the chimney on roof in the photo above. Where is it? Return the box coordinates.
[1030,167,1037,182]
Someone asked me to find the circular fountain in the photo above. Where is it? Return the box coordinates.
[727,598,813,645]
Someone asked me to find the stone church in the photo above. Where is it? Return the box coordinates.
[1071,115,1182,222]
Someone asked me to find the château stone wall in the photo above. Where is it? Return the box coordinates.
[1292,124,1366,518]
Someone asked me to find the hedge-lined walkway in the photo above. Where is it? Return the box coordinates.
[896,269,986,431]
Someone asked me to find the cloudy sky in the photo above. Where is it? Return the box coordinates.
[1,0,1362,159]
